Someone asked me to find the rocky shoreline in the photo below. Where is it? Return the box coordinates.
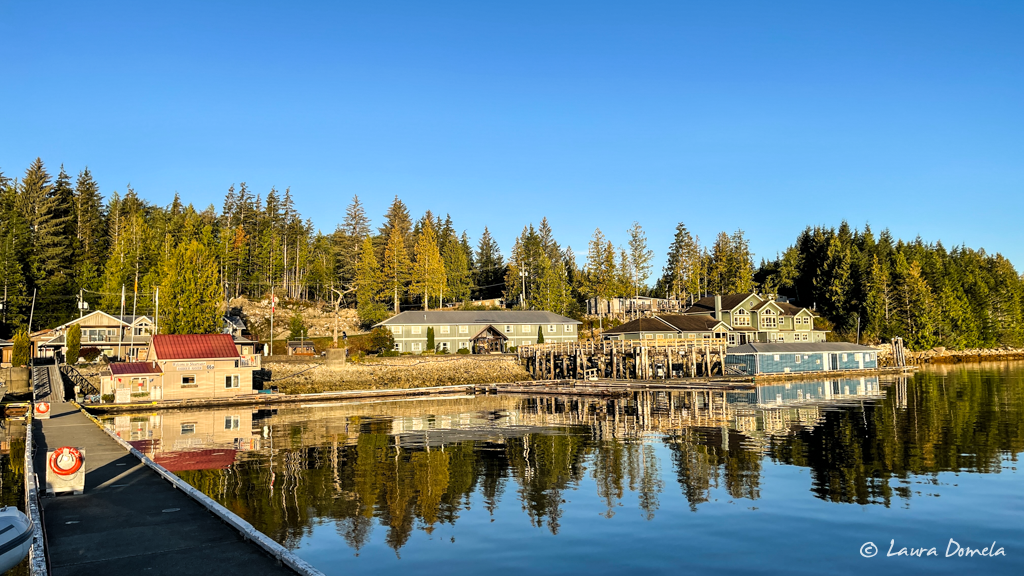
[873,343,1024,366]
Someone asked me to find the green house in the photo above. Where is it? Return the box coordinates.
[375,311,581,354]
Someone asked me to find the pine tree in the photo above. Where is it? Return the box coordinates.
[474,227,504,299]
[627,222,653,299]
[74,168,106,291]
[34,165,77,327]
[582,229,619,307]
[382,225,411,313]
[0,174,31,333]
[412,219,446,309]
[662,222,701,302]
[160,239,222,334]
[893,253,937,349]
[442,239,472,303]
[356,236,388,327]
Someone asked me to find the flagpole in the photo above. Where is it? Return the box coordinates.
[129,270,139,362]
[119,284,125,359]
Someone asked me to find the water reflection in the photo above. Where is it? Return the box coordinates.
[97,366,1024,558]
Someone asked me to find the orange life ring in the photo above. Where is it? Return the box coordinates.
[48,447,83,476]
[35,402,50,414]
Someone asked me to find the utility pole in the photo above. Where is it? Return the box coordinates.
[269,286,275,357]
[520,268,527,309]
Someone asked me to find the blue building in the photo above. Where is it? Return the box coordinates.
[725,342,878,376]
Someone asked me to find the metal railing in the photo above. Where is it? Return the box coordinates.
[59,364,99,396]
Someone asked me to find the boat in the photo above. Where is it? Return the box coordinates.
[0,506,32,572]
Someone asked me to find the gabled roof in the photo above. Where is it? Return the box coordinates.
[602,314,728,335]
[656,314,730,332]
[152,334,240,360]
[109,362,163,376]
[602,317,678,335]
[376,310,581,326]
[683,293,760,315]
[728,342,877,354]
[471,325,508,340]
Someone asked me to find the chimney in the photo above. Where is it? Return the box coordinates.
[714,294,721,319]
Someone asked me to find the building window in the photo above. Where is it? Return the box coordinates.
[180,423,196,435]
[504,325,513,333]
[564,325,574,332]
[854,353,862,361]
[412,342,422,352]
[733,310,750,326]
[459,326,469,334]
[728,334,736,345]
[181,375,197,388]
[761,310,777,328]
[394,343,402,352]
[225,374,240,389]
[439,342,450,351]
[803,333,809,341]
[440,326,451,334]
[411,326,422,335]
[522,325,531,333]
[224,416,240,430]
[548,325,556,333]
[655,334,664,339]
[773,354,780,361]
[842,354,848,362]
[459,341,470,350]
[392,326,402,334]
[644,334,654,339]
[795,355,801,364]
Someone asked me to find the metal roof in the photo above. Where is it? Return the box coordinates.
[727,342,878,355]
[376,310,581,326]
[152,334,240,360]
[109,362,163,375]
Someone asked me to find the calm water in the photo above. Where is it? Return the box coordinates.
[101,364,1024,575]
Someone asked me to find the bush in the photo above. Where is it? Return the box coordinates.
[368,327,395,353]
[456,348,470,355]
[357,302,390,329]
[381,350,399,357]
[437,347,449,355]
[101,394,114,403]
[80,347,103,362]
[506,345,517,354]
[288,314,308,340]
[12,330,30,367]
[67,324,82,365]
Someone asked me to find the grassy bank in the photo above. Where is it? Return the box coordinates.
[267,355,530,394]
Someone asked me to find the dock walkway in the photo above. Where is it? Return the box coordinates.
[32,369,299,576]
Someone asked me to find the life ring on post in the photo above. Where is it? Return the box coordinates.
[35,402,50,415]
[48,447,83,476]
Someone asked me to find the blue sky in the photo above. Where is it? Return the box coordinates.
[2,1,1022,272]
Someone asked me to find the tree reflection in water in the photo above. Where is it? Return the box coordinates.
[148,364,1024,554]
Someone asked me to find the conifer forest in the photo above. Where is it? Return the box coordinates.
[1,157,1022,350]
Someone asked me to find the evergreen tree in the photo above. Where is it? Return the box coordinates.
[412,218,446,309]
[582,228,619,308]
[426,326,435,351]
[355,236,387,328]
[160,240,222,334]
[442,239,472,303]
[74,168,106,291]
[382,225,411,313]
[34,165,77,327]
[662,222,701,302]
[474,227,504,300]
[67,324,82,364]
[537,325,544,344]
[626,222,653,299]
[12,329,29,367]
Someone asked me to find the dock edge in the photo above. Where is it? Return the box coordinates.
[72,403,326,576]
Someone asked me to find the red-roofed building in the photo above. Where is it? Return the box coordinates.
[95,334,257,404]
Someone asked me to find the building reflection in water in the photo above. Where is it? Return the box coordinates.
[97,367,1024,553]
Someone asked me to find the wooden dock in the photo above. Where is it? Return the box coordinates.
[518,337,730,381]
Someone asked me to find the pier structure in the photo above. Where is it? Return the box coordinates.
[28,365,312,576]
[518,337,730,381]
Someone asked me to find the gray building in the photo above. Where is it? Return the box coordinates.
[725,342,879,375]
[375,311,581,354]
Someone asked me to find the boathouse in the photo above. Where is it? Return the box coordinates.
[100,334,256,403]
[375,310,581,353]
[725,342,879,376]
